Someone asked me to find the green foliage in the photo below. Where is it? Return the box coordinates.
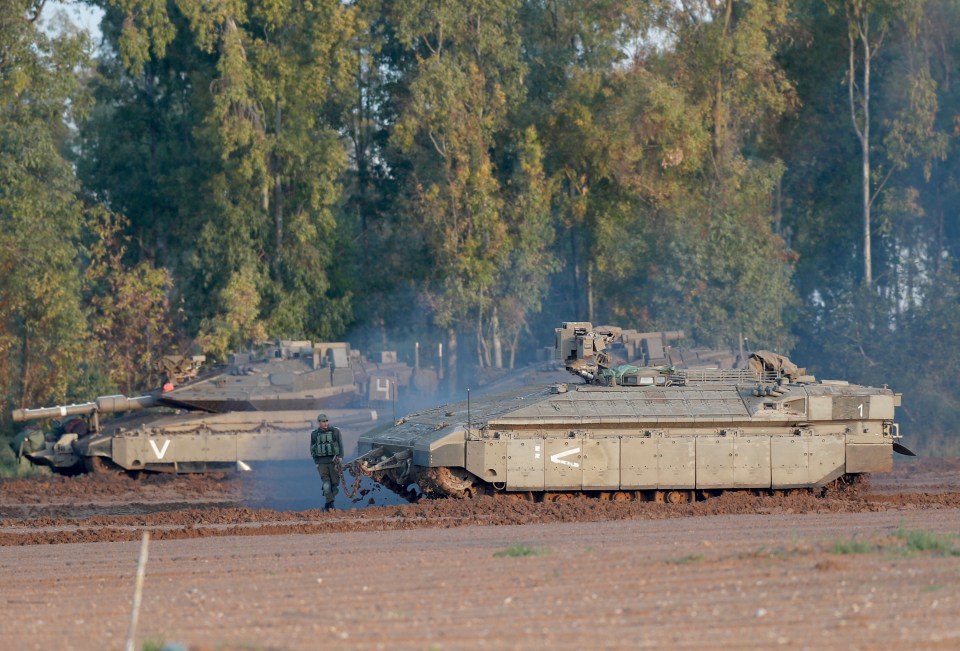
[643,184,797,349]
[389,0,553,369]
[894,527,960,555]
[496,127,557,366]
[493,544,549,558]
[795,267,960,455]
[197,265,267,361]
[830,528,960,556]
[0,0,94,417]
[0,434,19,476]
[111,0,176,73]
[85,209,176,393]
[80,0,360,350]
[1,0,959,453]
[830,537,875,554]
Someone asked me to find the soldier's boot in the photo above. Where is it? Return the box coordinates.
[324,501,336,512]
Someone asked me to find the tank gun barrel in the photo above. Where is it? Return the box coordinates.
[12,394,159,422]
[13,402,97,422]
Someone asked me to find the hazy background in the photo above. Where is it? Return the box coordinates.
[1,0,957,463]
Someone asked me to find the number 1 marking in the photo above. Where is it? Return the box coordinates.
[858,403,863,417]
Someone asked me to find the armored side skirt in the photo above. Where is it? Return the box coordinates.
[84,409,379,472]
[108,429,306,471]
[457,431,891,491]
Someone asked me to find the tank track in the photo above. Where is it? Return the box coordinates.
[417,467,487,499]
[411,467,869,503]
[369,469,422,502]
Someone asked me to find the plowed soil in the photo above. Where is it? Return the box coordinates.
[1,458,959,650]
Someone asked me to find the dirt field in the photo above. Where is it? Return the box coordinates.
[1,458,959,650]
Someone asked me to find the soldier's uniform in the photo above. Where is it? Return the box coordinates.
[310,413,343,511]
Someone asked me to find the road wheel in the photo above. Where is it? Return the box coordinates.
[84,455,113,473]
[495,491,534,502]
[83,455,134,477]
[664,490,691,504]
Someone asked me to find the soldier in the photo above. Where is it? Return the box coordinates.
[310,413,343,511]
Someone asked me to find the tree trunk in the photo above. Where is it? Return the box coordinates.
[569,227,580,317]
[860,19,873,287]
[492,305,502,369]
[586,264,594,324]
[774,177,783,235]
[274,102,284,270]
[18,330,31,409]
[862,112,872,287]
[508,326,522,369]
[935,207,945,272]
[713,0,734,159]
[446,327,458,393]
[355,51,369,268]
[146,64,160,263]
[848,5,874,288]
[477,309,489,367]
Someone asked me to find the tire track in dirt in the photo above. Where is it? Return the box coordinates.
[5,507,959,651]
[3,490,960,546]
[2,457,957,546]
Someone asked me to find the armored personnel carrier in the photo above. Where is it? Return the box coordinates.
[348,322,912,501]
[11,340,414,474]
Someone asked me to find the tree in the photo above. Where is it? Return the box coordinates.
[84,209,176,393]
[843,0,886,287]
[827,0,930,288]
[622,0,797,347]
[92,0,359,349]
[389,1,534,378]
[0,1,93,415]
[495,126,556,368]
[76,5,215,273]
[519,0,653,324]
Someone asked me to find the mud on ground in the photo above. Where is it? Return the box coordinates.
[1,458,959,545]
[0,458,958,650]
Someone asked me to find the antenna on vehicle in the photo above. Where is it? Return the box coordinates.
[467,388,471,434]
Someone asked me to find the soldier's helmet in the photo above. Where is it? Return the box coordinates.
[317,413,328,422]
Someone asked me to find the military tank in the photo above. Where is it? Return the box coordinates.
[348,322,912,502]
[11,340,416,474]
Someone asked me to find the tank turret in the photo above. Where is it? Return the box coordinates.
[10,339,417,474]
[347,322,913,502]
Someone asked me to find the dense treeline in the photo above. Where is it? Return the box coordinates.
[1,0,958,455]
